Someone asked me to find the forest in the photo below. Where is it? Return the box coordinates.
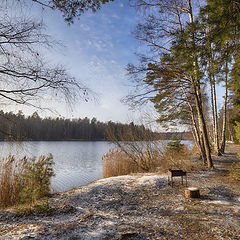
[0,110,185,141]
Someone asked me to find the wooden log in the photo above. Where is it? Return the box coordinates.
[185,187,200,198]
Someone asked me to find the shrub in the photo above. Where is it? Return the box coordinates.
[103,149,139,178]
[165,136,185,155]
[102,137,195,178]
[190,143,200,154]
[234,122,240,143]
[0,154,55,208]
[230,122,240,180]
[229,162,240,180]
[19,154,55,204]
[161,136,198,172]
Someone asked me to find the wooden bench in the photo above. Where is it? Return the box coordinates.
[167,169,187,187]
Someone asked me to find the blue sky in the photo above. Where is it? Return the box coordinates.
[32,0,144,123]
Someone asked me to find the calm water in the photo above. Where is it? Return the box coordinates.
[0,140,193,192]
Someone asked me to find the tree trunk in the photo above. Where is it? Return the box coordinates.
[200,133,207,164]
[181,83,207,164]
[191,114,207,164]
[209,73,216,143]
[220,59,228,153]
[212,75,221,155]
[187,0,213,168]
[210,74,221,155]
[194,85,214,168]
[208,44,221,155]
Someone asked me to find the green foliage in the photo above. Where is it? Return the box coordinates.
[19,154,55,204]
[166,135,184,154]
[229,162,240,180]
[234,122,240,143]
[230,52,240,123]
[203,0,240,42]
[34,0,115,23]
[230,122,240,180]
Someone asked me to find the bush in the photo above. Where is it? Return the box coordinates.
[0,154,55,208]
[230,122,240,180]
[166,136,185,154]
[234,122,240,143]
[229,162,240,180]
[19,154,55,204]
[102,137,195,178]
[161,136,198,171]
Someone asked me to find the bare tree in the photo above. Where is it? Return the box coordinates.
[0,2,89,111]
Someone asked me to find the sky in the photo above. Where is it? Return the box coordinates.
[3,0,225,128]
[7,0,149,124]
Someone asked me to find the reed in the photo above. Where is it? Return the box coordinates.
[103,149,138,178]
[102,148,165,178]
[0,156,27,208]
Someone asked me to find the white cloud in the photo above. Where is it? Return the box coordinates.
[87,40,92,46]
[111,14,120,19]
[80,24,90,31]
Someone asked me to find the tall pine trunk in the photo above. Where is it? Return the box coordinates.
[220,59,228,153]
[181,84,207,164]
[207,33,221,155]
[187,0,213,168]
[190,105,207,164]
[194,85,214,168]
[209,72,221,155]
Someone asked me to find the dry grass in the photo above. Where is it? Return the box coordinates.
[102,144,199,178]
[0,223,44,237]
[190,143,200,154]
[156,144,205,173]
[0,156,27,208]
[103,148,166,178]
[103,149,141,178]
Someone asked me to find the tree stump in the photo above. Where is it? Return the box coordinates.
[185,187,200,198]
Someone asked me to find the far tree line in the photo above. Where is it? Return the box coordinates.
[0,111,191,141]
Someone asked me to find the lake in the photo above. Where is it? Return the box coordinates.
[0,140,193,192]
